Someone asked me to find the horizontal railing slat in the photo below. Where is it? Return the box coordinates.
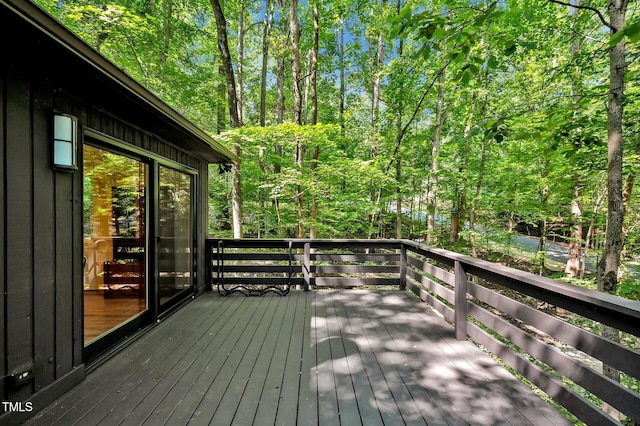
[219,277,304,286]
[218,265,293,274]
[314,254,399,262]
[405,268,455,305]
[467,323,620,426]
[314,265,398,275]
[219,253,296,261]
[468,303,640,421]
[406,280,455,323]
[314,277,399,287]
[467,280,640,380]
[406,254,455,286]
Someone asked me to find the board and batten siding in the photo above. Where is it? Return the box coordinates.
[0,60,210,408]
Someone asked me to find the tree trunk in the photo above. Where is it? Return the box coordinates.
[470,140,486,258]
[538,184,549,273]
[289,0,303,126]
[599,0,627,292]
[259,0,272,127]
[581,184,606,279]
[368,0,386,228]
[598,0,628,420]
[161,0,172,68]
[210,0,241,129]
[396,159,402,238]
[310,2,319,126]
[303,50,311,124]
[309,1,320,239]
[580,216,595,279]
[619,173,636,278]
[458,91,478,231]
[426,76,446,244]
[275,59,286,124]
[565,186,583,277]
[276,56,285,124]
[565,2,584,278]
[289,0,304,237]
[310,146,320,238]
[216,63,226,133]
[210,0,243,238]
[395,0,404,240]
[276,0,286,124]
[231,143,243,239]
[236,3,245,124]
[338,18,346,132]
[370,0,387,159]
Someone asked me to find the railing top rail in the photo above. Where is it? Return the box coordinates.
[210,238,404,249]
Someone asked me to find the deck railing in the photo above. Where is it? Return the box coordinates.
[206,238,640,425]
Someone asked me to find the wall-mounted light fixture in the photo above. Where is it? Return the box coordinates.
[53,114,77,170]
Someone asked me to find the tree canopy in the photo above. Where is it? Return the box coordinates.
[37,0,640,299]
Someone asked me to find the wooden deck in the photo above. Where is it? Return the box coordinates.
[27,290,570,426]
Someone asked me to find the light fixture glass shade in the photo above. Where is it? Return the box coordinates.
[54,140,74,167]
[53,114,77,170]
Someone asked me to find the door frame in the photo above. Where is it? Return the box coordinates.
[155,162,198,314]
[82,129,199,362]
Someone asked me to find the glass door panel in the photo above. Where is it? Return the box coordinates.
[158,166,193,305]
[83,144,148,345]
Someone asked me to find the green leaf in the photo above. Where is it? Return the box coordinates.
[628,22,640,43]
[433,28,446,41]
[400,5,411,20]
[460,71,471,86]
[608,30,626,48]
[504,43,517,56]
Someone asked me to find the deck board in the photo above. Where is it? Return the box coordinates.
[337,292,405,426]
[27,290,571,426]
[31,294,227,425]
[290,286,317,426]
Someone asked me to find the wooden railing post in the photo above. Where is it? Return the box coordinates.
[399,244,407,290]
[454,260,467,341]
[303,242,311,291]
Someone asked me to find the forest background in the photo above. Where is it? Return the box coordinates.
[35,0,640,299]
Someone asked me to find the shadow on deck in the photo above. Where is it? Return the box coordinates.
[27,290,569,426]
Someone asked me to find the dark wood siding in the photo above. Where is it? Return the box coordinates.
[5,66,35,402]
[32,82,56,391]
[1,55,212,398]
[0,52,6,400]
[0,66,83,403]
[53,171,75,377]
[0,4,225,419]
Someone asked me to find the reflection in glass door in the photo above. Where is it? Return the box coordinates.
[83,144,148,345]
[158,166,194,305]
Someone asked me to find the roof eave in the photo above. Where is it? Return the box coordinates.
[1,0,239,165]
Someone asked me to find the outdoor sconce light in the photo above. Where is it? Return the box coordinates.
[53,113,77,170]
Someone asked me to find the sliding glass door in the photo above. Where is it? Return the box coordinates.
[83,144,148,347]
[83,140,197,359]
[158,165,194,307]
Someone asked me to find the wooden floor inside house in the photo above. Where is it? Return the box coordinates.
[27,290,570,426]
[84,291,146,344]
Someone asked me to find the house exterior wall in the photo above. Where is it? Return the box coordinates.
[0,4,216,423]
